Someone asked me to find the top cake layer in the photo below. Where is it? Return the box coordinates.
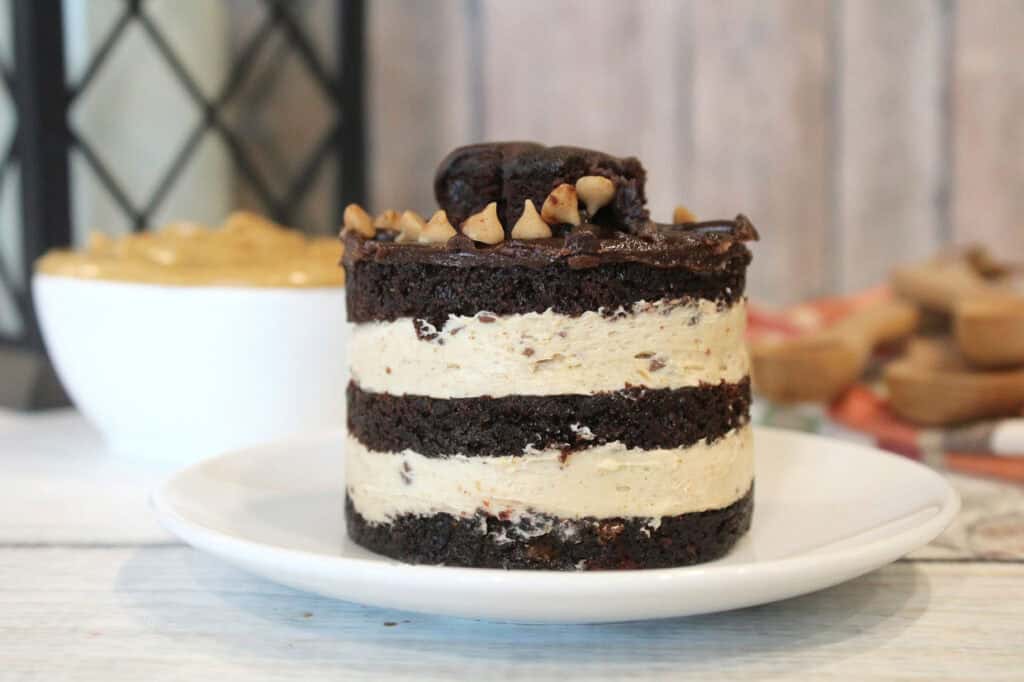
[342,142,758,324]
[344,224,753,325]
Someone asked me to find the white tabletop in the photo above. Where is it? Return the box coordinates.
[2,409,1022,681]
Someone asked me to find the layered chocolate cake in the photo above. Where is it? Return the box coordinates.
[342,143,758,570]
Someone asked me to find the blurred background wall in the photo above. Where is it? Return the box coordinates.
[1,0,1022,319]
[365,0,1023,305]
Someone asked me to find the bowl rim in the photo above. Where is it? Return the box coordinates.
[32,270,346,293]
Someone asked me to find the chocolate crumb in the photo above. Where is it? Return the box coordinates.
[634,351,654,359]
[385,367,392,374]
[526,541,556,562]
[412,318,439,341]
[649,358,666,372]
[383,622,398,627]
[602,307,629,321]
[523,347,535,357]
[302,612,313,618]
[597,521,626,544]
[478,314,496,323]
[400,461,413,485]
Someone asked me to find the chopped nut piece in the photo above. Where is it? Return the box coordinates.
[540,184,581,226]
[396,210,426,243]
[510,199,552,239]
[342,203,374,238]
[419,209,457,243]
[461,202,505,244]
[575,175,615,217]
[673,204,698,224]
[374,209,400,229]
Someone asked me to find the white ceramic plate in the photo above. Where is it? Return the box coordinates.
[153,427,959,624]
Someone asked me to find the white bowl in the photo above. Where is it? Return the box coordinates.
[33,273,348,462]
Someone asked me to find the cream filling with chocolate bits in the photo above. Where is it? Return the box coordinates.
[345,426,753,523]
[349,298,749,399]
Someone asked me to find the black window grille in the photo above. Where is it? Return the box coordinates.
[0,0,366,408]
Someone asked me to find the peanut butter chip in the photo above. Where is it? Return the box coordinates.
[396,210,426,243]
[419,210,457,243]
[510,199,552,239]
[374,209,400,229]
[575,176,615,217]
[540,184,581,226]
[342,203,374,238]
[462,202,505,244]
[673,204,698,224]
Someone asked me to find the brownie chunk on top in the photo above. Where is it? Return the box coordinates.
[434,142,649,233]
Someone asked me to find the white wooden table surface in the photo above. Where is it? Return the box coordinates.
[2,409,1022,681]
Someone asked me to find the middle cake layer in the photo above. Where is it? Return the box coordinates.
[349,298,748,398]
[347,378,750,456]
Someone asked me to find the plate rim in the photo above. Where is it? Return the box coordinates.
[152,425,961,593]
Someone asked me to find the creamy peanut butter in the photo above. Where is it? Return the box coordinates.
[35,212,344,287]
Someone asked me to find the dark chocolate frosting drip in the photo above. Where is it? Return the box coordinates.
[343,214,758,272]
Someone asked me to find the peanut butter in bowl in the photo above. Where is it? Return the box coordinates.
[35,211,344,288]
[32,211,349,462]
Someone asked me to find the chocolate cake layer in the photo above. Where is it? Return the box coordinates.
[434,142,649,230]
[345,486,753,570]
[347,379,751,457]
[345,242,750,326]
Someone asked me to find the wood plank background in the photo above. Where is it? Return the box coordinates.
[3,0,1018,324]
[365,0,1023,305]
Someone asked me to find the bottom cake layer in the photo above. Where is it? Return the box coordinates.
[345,486,753,570]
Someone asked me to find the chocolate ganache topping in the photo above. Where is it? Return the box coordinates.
[342,142,758,272]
